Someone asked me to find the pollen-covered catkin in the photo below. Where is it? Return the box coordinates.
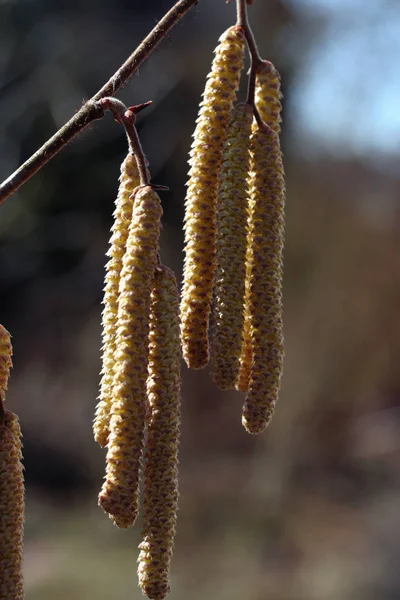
[94,153,140,448]
[254,60,282,133]
[0,411,24,600]
[138,265,181,600]
[236,61,283,393]
[0,325,12,403]
[98,185,162,528]
[242,124,285,434]
[211,103,252,390]
[180,26,245,370]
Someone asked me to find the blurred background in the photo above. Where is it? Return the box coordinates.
[1,0,400,598]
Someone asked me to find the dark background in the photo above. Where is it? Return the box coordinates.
[1,0,400,598]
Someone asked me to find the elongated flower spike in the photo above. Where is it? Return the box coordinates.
[138,265,181,600]
[254,60,282,134]
[241,123,285,434]
[0,410,24,600]
[237,61,283,393]
[0,325,12,403]
[98,185,162,528]
[211,103,252,390]
[94,153,141,448]
[180,25,246,370]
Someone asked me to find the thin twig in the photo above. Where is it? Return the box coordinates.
[236,0,262,114]
[0,0,199,204]
[98,98,151,186]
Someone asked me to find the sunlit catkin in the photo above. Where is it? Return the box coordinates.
[242,124,285,434]
[0,411,24,600]
[211,103,252,390]
[0,325,12,403]
[254,60,282,133]
[98,185,162,528]
[94,153,141,448]
[181,26,245,370]
[237,61,283,393]
[138,265,181,600]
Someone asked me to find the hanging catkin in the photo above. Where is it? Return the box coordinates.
[236,60,283,393]
[211,103,252,390]
[254,60,282,133]
[241,123,285,434]
[0,410,24,600]
[0,325,12,402]
[94,153,141,448]
[180,26,245,370]
[138,265,181,600]
[98,185,162,528]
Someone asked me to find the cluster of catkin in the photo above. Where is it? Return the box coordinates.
[181,26,285,434]
[0,325,25,600]
[93,155,181,600]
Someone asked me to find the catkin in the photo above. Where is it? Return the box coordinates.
[180,26,245,370]
[138,265,181,600]
[0,325,12,403]
[211,103,252,390]
[98,185,162,528]
[237,60,283,393]
[242,124,285,434]
[94,153,141,448]
[254,60,282,134]
[0,411,24,600]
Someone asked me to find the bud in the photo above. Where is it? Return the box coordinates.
[211,103,252,390]
[98,186,162,528]
[94,154,141,448]
[242,124,285,434]
[0,411,24,600]
[181,26,246,369]
[138,265,181,600]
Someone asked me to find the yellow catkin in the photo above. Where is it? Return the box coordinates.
[236,61,283,393]
[254,60,282,134]
[211,103,252,390]
[0,325,12,403]
[242,124,285,434]
[0,410,24,600]
[180,26,245,370]
[94,153,141,448]
[138,265,181,600]
[98,185,162,528]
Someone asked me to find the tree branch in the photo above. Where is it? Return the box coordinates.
[0,0,199,204]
